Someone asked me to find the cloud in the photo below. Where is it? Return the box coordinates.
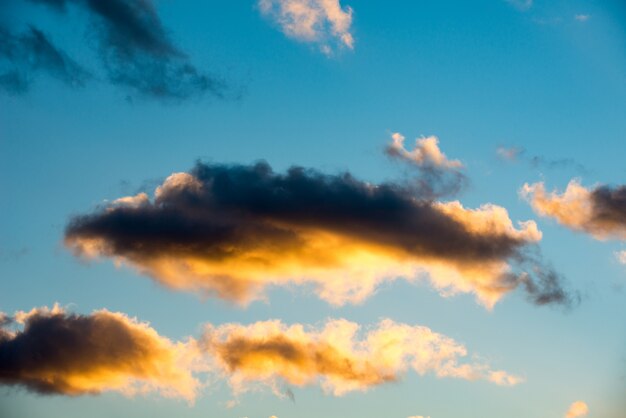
[506,0,533,11]
[202,318,522,397]
[497,146,587,174]
[0,305,201,401]
[258,0,354,55]
[521,179,626,240]
[24,0,228,100]
[574,14,590,23]
[615,250,626,265]
[65,160,575,309]
[386,133,467,198]
[565,401,589,418]
[0,25,90,94]
[408,416,430,418]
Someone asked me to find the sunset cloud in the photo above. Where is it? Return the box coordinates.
[386,133,467,197]
[565,401,589,418]
[521,179,626,240]
[259,0,354,54]
[202,318,522,396]
[25,0,228,100]
[65,161,573,309]
[0,305,200,401]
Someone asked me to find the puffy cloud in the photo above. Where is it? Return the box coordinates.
[65,161,574,309]
[0,25,90,94]
[386,133,467,198]
[24,0,228,100]
[387,133,463,170]
[259,0,354,54]
[0,305,200,401]
[616,250,626,265]
[202,318,522,396]
[521,179,626,240]
[565,401,589,418]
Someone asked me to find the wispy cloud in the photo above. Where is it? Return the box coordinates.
[65,158,575,309]
[202,318,522,397]
[497,146,587,174]
[565,401,589,418]
[15,0,230,101]
[0,25,90,94]
[0,305,201,401]
[506,0,533,11]
[574,14,591,23]
[521,179,626,240]
[258,0,354,55]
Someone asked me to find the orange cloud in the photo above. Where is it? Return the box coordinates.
[0,305,201,401]
[258,0,354,54]
[522,179,626,240]
[65,162,573,309]
[202,318,523,396]
[565,401,589,418]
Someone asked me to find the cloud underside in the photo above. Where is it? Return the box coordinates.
[522,179,626,240]
[0,305,199,401]
[65,161,573,309]
[259,0,354,54]
[0,306,521,399]
[4,0,227,100]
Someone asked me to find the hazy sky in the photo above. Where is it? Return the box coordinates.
[1,1,625,417]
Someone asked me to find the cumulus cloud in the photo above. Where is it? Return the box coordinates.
[521,179,626,240]
[386,133,467,198]
[565,401,589,418]
[202,318,522,397]
[0,305,201,401]
[65,160,574,309]
[259,0,354,55]
[23,0,228,100]
[0,25,90,94]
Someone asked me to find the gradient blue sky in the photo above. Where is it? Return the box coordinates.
[1,1,625,417]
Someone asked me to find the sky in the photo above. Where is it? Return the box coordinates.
[1,1,625,417]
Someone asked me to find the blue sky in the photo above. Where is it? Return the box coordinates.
[1,1,625,417]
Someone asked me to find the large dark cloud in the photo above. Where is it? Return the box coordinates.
[10,0,228,100]
[0,306,199,399]
[0,25,90,94]
[65,160,575,308]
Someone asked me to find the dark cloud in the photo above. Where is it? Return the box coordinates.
[19,0,229,100]
[591,185,626,229]
[0,25,90,94]
[65,160,575,308]
[497,146,587,174]
[0,306,199,399]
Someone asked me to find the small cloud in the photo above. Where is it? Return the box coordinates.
[616,250,626,265]
[574,14,591,23]
[506,0,533,11]
[497,146,524,162]
[258,0,354,55]
[565,401,589,418]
